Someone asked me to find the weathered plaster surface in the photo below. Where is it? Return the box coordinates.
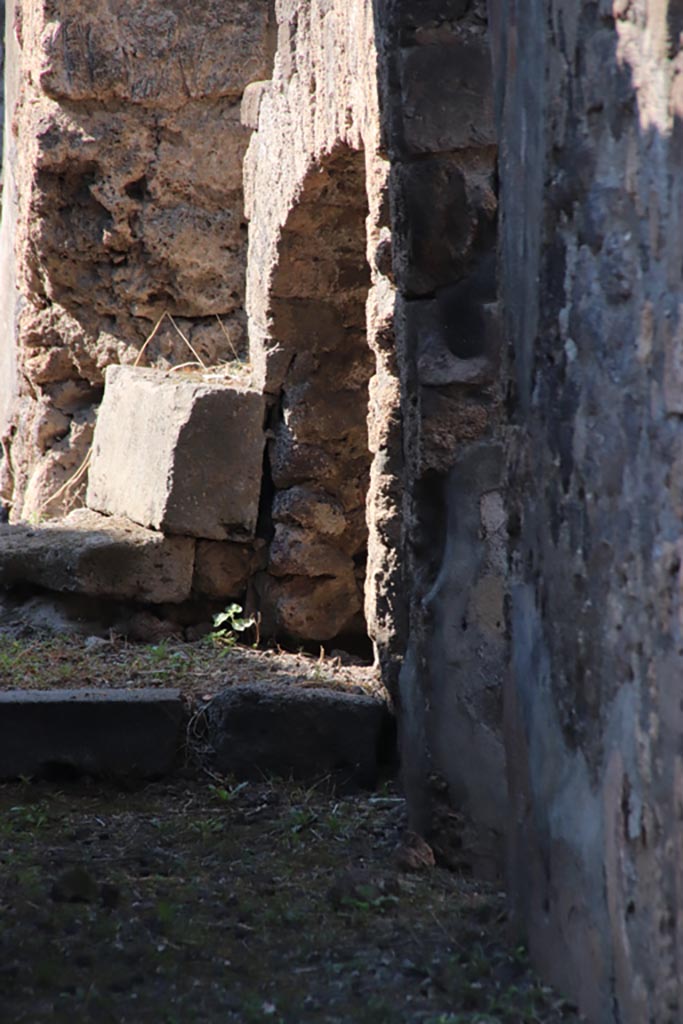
[491,0,683,1016]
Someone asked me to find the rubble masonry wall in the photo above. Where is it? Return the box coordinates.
[0,0,274,521]
[246,0,506,857]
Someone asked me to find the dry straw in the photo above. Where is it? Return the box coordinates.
[36,312,243,520]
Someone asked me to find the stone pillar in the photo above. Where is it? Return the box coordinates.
[245,0,507,861]
[376,0,506,864]
[243,0,401,649]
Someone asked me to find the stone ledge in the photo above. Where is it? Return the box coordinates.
[0,509,195,604]
[0,689,186,780]
[204,685,395,788]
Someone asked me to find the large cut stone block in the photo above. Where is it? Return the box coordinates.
[392,155,496,295]
[39,0,273,105]
[398,36,495,154]
[257,571,363,642]
[0,690,185,780]
[0,509,195,603]
[204,685,395,788]
[87,366,265,541]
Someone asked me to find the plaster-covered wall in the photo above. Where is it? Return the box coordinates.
[491,0,683,1017]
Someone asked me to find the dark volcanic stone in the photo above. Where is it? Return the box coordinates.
[204,685,395,788]
[0,689,185,780]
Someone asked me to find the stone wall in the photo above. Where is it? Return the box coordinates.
[245,0,506,856]
[491,0,683,1018]
[243,0,402,653]
[0,0,274,522]
[0,0,18,449]
[376,0,506,860]
[1,0,507,853]
[7,0,683,1017]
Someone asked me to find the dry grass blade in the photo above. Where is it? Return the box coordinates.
[133,310,168,368]
[215,313,241,362]
[134,310,207,370]
[34,449,93,521]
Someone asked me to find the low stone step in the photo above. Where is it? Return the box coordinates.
[0,689,185,780]
[0,684,395,788]
[203,684,395,789]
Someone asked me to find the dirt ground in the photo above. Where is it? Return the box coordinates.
[0,631,581,1023]
[0,776,581,1024]
[0,631,381,700]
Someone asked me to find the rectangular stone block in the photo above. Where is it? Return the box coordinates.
[39,0,274,105]
[391,154,496,295]
[0,509,195,603]
[205,685,395,788]
[399,38,495,154]
[87,366,265,541]
[0,690,185,779]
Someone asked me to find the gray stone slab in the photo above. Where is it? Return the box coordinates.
[87,366,265,541]
[0,509,195,603]
[204,685,395,788]
[0,689,185,779]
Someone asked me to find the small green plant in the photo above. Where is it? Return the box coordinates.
[155,900,175,924]
[8,804,49,831]
[209,603,255,648]
[209,780,249,804]
[147,640,171,663]
[343,888,399,913]
[188,816,227,841]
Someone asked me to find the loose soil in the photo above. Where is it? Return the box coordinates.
[0,777,580,1024]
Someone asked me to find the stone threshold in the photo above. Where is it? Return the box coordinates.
[0,686,395,787]
[0,688,186,781]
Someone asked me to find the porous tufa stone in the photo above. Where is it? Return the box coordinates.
[87,366,265,541]
[0,508,195,603]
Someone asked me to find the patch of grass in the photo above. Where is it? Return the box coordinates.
[0,630,382,699]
